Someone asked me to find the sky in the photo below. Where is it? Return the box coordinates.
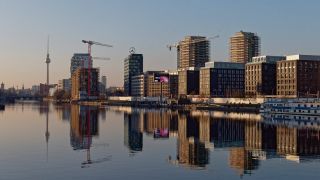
[0,0,320,88]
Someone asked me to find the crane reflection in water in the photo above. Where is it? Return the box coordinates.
[70,105,111,168]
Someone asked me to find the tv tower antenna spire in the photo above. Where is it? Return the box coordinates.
[45,35,51,86]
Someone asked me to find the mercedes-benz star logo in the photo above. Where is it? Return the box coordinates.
[129,47,136,54]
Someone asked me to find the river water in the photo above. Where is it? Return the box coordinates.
[0,102,319,180]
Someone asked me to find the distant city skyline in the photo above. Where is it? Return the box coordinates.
[1,0,320,88]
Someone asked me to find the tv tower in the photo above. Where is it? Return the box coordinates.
[45,36,51,85]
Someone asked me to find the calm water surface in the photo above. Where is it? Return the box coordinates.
[0,102,319,180]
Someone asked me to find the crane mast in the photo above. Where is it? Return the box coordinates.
[82,40,113,98]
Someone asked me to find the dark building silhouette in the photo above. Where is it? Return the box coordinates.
[124,54,143,96]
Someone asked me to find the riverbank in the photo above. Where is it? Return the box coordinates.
[44,98,262,113]
[105,100,261,113]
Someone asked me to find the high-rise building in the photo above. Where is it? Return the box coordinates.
[276,55,320,97]
[200,62,245,98]
[70,53,90,77]
[101,76,107,89]
[99,75,107,96]
[71,68,99,101]
[178,67,200,96]
[245,56,284,97]
[178,36,209,69]
[169,71,179,98]
[0,82,4,91]
[58,79,71,92]
[124,54,143,96]
[230,31,260,63]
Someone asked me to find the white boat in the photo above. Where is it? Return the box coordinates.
[260,98,320,116]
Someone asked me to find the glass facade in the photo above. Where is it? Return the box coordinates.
[124,54,143,96]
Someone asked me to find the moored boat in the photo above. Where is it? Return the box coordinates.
[260,98,320,116]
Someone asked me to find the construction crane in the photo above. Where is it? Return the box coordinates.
[167,43,179,51]
[82,40,113,97]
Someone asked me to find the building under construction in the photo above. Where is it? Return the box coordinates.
[178,36,209,69]
[71,68,99,101]
[230,31,260,64]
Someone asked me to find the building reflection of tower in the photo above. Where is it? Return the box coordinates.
[70,105,99,167]
[175,112,210,168]
[45,105,49,161]
[42,102,50,162]
[124,110,143,153]
[37,101,51,161]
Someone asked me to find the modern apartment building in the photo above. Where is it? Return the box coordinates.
[276,55,320,97]
[199,62,245,98]
[70,53,90,77]
[71,68,99,101]
[245,56,285,97]
[144,71,170,97]
[178,67,200,96]
[178,36,209,69]
[124,54,143,96]
[131,74,145,97]
[230,31,260,64]
[131,71,179,98]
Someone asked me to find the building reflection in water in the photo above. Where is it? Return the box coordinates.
[124,110,143,153]
[115,106,320,174]
[70,105,110,168]
[173,111,210,169]
[70,105,99,150]
[55,104,71,121]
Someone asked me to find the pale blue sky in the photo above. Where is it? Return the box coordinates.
[0,0,320,88]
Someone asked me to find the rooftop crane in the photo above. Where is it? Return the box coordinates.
[167,43,179,51]
[82,40,113,97]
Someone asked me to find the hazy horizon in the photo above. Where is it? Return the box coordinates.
[1,0,320,88]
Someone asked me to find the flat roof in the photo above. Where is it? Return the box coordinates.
[203,61,245,69]
[286,54,320,61]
